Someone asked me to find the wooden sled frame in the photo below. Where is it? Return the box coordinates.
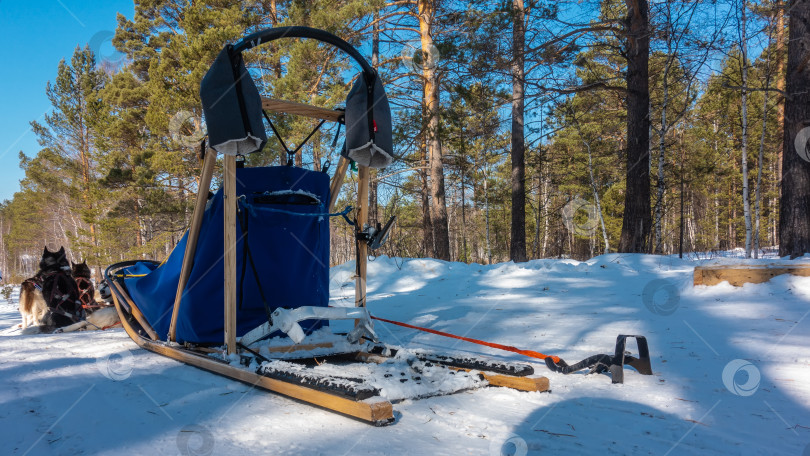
[102,82,386,421]
[105,26,549,426]
[107,257,549,425]
[106,268,394,425]
[104,150,548,424]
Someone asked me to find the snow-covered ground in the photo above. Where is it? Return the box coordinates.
[1,253,809,455]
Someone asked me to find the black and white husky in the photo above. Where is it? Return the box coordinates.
[18,247,88,334]
[19,246,81,333]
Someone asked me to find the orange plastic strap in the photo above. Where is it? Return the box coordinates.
[371,315,560,364]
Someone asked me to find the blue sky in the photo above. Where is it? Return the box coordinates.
[0,0,134,202]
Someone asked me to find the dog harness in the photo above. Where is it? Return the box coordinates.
[41,270,84,323]
[75,276,98,310]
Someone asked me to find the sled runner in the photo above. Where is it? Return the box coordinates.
[105,26,554,426]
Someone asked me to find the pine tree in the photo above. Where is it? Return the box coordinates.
[618,0,652,253]
[779,0,810,258]
[510,0,528,262]
[29,46,108,277]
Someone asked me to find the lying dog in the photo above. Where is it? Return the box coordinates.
[55,306,120,333]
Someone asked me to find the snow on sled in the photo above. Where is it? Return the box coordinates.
[104,26,550,426]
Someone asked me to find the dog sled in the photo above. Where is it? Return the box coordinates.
[105,26,651,426]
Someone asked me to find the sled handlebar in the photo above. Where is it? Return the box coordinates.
[232,26,377,83]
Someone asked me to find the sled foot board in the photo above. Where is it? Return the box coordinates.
[255,375,393,424]
[362,346,536,376]
[259,363,381,401]
[355,351,549,393]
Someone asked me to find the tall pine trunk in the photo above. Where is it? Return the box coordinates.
[583,138,611,253]
[618,0,652,253]
[654,58,670,254]
[76,75,99,280]
[740,1,753,258]
[419,0,450,260]
[541,177,549,257]
[510,0,527,262]
[775,0,786,224]
[779,0,810,258]
[460,167,467,263]
[755,15,775,258]
[420,105,434,256]
[484,165,492,264]
[534,152,543,258]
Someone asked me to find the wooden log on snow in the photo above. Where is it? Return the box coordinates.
[693,263,810,287]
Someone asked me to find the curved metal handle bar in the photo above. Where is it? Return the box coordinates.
[232,26,376,81]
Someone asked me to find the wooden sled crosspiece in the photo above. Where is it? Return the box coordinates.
[105,26,549,426]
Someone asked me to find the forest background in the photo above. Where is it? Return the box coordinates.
[1,0,808,283]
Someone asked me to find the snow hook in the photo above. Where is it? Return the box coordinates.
[544,335,653,384]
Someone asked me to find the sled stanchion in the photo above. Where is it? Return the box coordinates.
[329,156,350,213]
[223,154,237,355]
[169,148,215,341]
[355,165,369,322]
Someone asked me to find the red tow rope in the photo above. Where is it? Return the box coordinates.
[371,315,561,364]
[100,321,122,330]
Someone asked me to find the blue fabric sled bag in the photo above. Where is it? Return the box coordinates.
[121,166,330,343]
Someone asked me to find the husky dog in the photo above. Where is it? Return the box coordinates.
[19,275,48,331]
[71,260,96,309]
[96,279,112,304]
[19,247,83,333]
